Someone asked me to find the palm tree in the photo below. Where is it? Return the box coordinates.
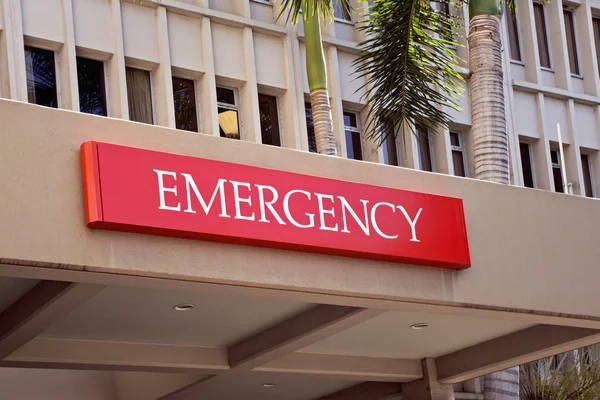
[279,0,351,155]
[355,0,508,183]
[355,0,514,397]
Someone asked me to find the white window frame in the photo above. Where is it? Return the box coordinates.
[381,124,400,166]
[581,152,595,197]
[563,7,582,78]
[505,5,525,64]
[550,148,564,192]
[519,141,536,188]
[25,45,63,109]
[417,128,435,172]
[534,2,553,71]
[216,86,241,138]
[250,0,273,5]
[449,131,466,177]
[333,0,353,24]
[125,66,156,125]
[343,110,363,160]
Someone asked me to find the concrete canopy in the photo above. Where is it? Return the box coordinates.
[1,100,600,399]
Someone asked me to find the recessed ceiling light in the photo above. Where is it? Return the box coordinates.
[410,323,429,330]
[262,382,276,388]
[173,303,195,311]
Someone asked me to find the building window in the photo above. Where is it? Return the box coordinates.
[520,142,535,188]
[258,94,281,146]
[344,111,362,160]
[77,56,107,116]
[305,102,317,153]
[25,47,58,108]
[434,1,452,41]
[126,67,153,125]
[382,122,399,166]
[506,7,522,62]
[581,153,594,197]
[533,3,551,69]
[450,132,466,177]
[172,77,198,132]
[417,126,433,172]
[592,18,600,77]
[216,87,240,140]
[333,0,351,22]
[563,8,580,75]
[551,149,564,193]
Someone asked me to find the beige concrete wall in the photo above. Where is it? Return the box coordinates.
[1,100,600,324]
[6,0,600,189]
[0,368,115,400]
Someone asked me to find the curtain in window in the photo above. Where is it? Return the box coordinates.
[126,67,153,124]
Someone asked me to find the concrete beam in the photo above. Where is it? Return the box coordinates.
[402,358,454,400]
[257,352,422,381]
[160,305,384,399]
[0,280,104,359]
[228,305,384,370]
[436,324,600,383]
[2,337,229,374]
[2,337,420,383]
[317,382,402,400]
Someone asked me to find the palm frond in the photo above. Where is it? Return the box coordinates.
[354,0,465,143]
[276,0,352,24]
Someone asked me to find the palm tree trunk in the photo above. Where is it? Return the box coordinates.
[303,6,337,155]
[468,0,516,397]
[468,12,509,183]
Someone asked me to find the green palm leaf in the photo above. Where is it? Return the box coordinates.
[277,0,352,23]
[355,0,465,143]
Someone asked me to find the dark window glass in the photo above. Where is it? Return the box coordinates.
[551,149,564,192]
[77,57,107,116]
[126,67,153,124]
[506,7,522,61]
[343,112,357,127]
[435,1,452,41]
[172,77,198,132]
[216,87,235,105]
[382,122,398,166]
[417,127,433,172]
[25,47,57,108]
[593,18,600,77]
[520,142,535,188]
[345,130,362,160]
[551,148,559,164]
[333,0,351,21]
[534,3,551,68]
[258,94,281,146]
[216,87,239,140]
[305,102,317,153]
[452,151,465,177]
[344,111,362,160]
[450,131,460,147]
[581,153,594,197]
[563,9,580,75]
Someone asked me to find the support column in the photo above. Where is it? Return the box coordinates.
[280,31,303,150]
[198,16,219,136]
[155,6,175,128]
[108,0,128,119]
[240,26,261,143]
[59,0,79,111]
[402,358,455,400]
[1,0,26,101]
[326,45,345,157]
